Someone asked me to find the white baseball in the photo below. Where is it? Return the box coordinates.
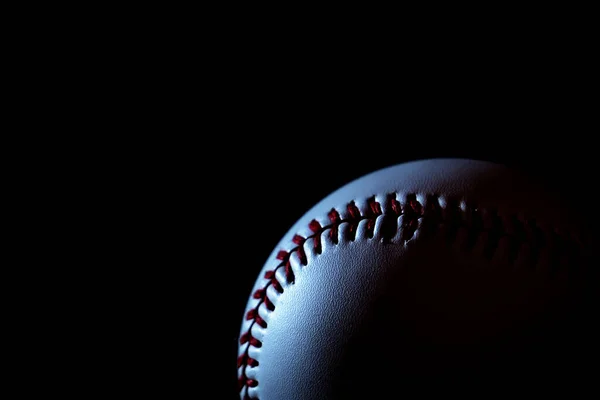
[237,158,598,399]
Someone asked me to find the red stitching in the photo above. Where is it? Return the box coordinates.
[237,193,586,399]
[237,196,397,399]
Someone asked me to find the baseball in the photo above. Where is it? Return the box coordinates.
[236,158,598,399]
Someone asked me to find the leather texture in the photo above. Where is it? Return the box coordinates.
[238,158,598,399]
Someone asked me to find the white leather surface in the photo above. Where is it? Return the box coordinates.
[238,158,597,399]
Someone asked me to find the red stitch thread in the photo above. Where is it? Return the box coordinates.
[284,261,294,284]
[239,332,250,344]
[389,193,402,216]
[309,220,322,254]
[292,234,304,245]
[245,309,257,320]
[399,195,423,242]
[408,198,422,215]
[240,333,262,347]
[264,296,275,311]
[255,315,267,328]
[237,193,584,399]
[366,197,383,236]
[328,209,342,243]
[270,278,283,293]
[293,234,308,266]
[237,354,247,368]
[309,219,321,233]
[238,198,384,399]
[237,355,259,368]
[246,310,267,328]
[377,194,402,241]
[369,197,382,216]
[347,201,361,219]
[346,201,361,239]
[275,251,296,282]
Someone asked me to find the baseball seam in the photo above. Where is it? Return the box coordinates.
[237,192,585,400]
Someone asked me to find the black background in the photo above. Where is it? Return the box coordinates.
[137,19,600,397]
[214,137,593,399]
[46,15,598,398]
